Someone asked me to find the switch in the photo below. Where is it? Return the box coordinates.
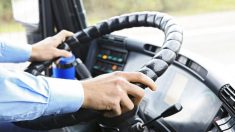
[93,65,100,70]
[112,57,118,61]
[108,56,113,60]
[112,65,118,71]
[117,58,123,62]
[102,55,108,60]
[97,54,102,58]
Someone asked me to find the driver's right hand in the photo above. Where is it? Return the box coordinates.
[81,71,156,117]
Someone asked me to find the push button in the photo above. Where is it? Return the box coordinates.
[102,55,108,60]
[108,56,113,60]
[117,58,123,62]
[112,57,118,61]
[97,54,102,58]
[93,65,100,70]
[112,65,118,71]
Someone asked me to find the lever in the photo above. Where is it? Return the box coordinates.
[142,103,182,127]
[131,103,182,131]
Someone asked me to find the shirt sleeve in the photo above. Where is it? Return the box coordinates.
[0,68,84,122]
[0,40,32,63]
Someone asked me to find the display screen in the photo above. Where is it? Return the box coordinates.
[164,73,188,104]
[143,65,222,132]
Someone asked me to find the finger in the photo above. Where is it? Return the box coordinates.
[117,72,157,91]
[120,93,135,113]
[52,30,74,47]
[54,49,72,58]
[103,104,122,117]
[124,82,145,105]
[55,30,74,41]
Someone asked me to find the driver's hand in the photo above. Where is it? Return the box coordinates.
[30,30,73,61]
[81,71,156,117]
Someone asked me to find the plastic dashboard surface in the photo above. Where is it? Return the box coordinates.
[88,35,222,131]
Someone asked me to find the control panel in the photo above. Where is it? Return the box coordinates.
[91,37,128,76]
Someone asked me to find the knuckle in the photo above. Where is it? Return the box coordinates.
[114,77,125,86]
[113,71,122,77]
[61,30,66,34]
[137,72,145,81]
[110,99,119,108]
[110,100,117,108]
[116,88,124,97]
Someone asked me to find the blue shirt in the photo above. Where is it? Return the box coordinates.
[0,41,84,122]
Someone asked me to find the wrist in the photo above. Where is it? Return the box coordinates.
[30,45,38,61]
[81,81,92,109]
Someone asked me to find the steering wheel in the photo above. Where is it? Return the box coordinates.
[14,12,183,131]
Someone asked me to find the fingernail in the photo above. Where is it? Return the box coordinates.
[64,52,72,58]
[68,52,73,57]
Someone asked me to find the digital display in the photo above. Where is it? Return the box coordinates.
[164,73,188,104]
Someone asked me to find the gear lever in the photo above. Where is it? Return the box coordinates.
[131,103,183,131]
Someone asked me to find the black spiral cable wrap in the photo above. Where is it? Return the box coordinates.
[16,12,183,130]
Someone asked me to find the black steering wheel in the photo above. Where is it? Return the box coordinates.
[14,12,183,131]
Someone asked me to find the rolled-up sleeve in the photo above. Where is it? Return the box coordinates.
[0,40,32,63]
[0,69,84,122]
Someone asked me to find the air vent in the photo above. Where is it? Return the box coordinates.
[219,84,235,114]
[144,44,158,53]
[102,35,125,43]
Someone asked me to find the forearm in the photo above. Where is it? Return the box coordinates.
[0,68,84,122]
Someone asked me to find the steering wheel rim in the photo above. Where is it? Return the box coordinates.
[15,11,183,130]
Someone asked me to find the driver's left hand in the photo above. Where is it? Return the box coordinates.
[30,30,73,61]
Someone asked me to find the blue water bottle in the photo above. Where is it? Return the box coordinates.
[52,55,76,79]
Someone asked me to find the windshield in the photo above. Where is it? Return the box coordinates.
[83,0,235,78]
[0,0,235,76]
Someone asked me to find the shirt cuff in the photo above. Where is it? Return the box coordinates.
[0,41,32,63]
[43,77,84,115]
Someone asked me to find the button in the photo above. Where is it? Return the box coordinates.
[112,57,118,61]
[112,65,118,71]
[102,55,108,60]
[97,54,102,58]
[93,65,100,70]
[117,58,123,62]
[108,56,113,60]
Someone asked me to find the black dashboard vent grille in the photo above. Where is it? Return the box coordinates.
[219,84,235,115]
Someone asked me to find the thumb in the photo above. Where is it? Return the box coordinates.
[55,49,72,58]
